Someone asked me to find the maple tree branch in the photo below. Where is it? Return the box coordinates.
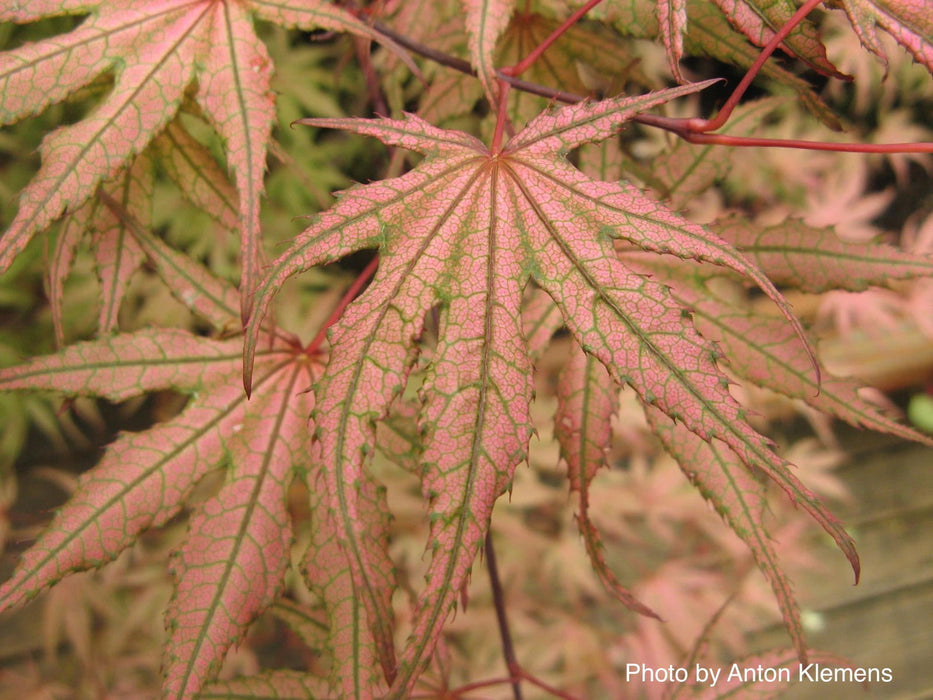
[371,20,475,76]
[370,16,933,155]
[485,530,524,700]
[497,71,586,104]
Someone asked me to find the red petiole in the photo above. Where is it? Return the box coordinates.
[305,255,379,357]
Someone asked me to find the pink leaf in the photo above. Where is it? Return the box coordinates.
[164,363,312,699]
[463,0,517,102]
[838,0,933,74]
[714,215,933,293]
[556,339,659,618]
[244,82,850,695]
[712,0,847,78]
[658,0,688,82]
[645,406,808,661]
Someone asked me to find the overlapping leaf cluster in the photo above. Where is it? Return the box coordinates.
[1,1,932,698]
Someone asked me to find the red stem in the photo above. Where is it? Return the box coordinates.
[305,255,379,355]
[491,83,512,153]
[691,0,826,133]
[679,131,933,153]
[502,0,605,79]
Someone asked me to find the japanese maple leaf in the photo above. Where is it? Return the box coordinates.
[244,82,857,696]
[0,0,406,320]
[618,0,844,83]
[838,0,933,74]
[48,119,240,343]
[0,226,329,700]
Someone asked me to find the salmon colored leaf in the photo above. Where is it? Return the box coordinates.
[0,277,319,699]
[714,215,933,293]
[597,0,840,125]
[0,1,90,23]
[556,338,660,618]
[153,119,240,235]
[681,0,841,127]
[0,0,407,317]
[645,406,809,661]
[90,156,151,335]
[244,80,855,695]
[200,670,331,699]
[48,202,92,347]
[837,0,933,74]
[658,0,689,82]
[304,475,395,697]
[463,0,517,103]
[712,0,846,78]
[104,191,243,331]
[691,296,933,446]
[164,360,312,699]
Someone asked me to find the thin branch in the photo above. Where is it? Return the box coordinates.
[485,531,523,700]
[691,0,827,133]
[372,20,475,76]
[498,71,585,104]
[366,11,933,155]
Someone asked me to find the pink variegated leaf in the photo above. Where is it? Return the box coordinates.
[153,120,240,235]
[626,246,933,433]
[0,256,320,696]
[0,0,412,314]
[599,0,840,125]
[0,330,241,401]
[837,0,933,75]
[304,482,393,698]
[195,0,275,321]
[680,0,842,128]
[200,670,331,700]
[90,156,152,335]
[122,213,242,332]
[246,82,856,694]
[658,0,688,82]
[556,339,659,617]
[462,0,516,103]
[0,0,207,271]
[43,153,153,340]
[691,297,933,446]
[0,328,272,604]
[714,215,933,293]
[45,119,239,341]
[0,0,92,22]
[644,405,807,661]
[164,362,312,699]
[712,0,847,78]
[47,203,91,347]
